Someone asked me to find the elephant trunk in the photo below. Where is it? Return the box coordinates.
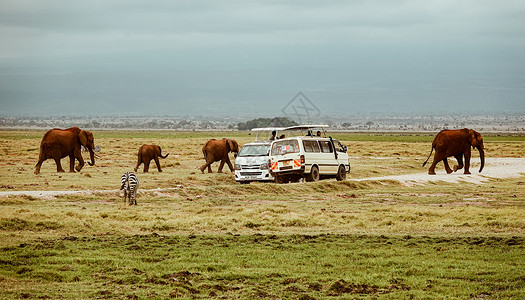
[478,147,484,173]
[88,148,96,166]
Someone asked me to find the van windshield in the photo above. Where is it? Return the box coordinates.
[271,140,300,155]
[238,145,270,157]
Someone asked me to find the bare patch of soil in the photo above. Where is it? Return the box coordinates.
[1,158,522,199]
[354,158,525,186]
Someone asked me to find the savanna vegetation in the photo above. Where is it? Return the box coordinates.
[0,130,523,299]
[236,117,298,131]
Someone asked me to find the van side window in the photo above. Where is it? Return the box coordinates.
[319,141,333,153]
[303,140,320,153]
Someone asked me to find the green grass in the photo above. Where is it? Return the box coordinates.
[1,234,523,299]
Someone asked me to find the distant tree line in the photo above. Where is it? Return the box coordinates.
[237,117,298,131]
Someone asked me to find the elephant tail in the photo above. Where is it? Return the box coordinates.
[36,142,49,163]
[422,147,434,167]
[202,141,210,160]
[159,147,169,159]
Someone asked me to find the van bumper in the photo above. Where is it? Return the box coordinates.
[235,171,274,182]
[269,166,305,177]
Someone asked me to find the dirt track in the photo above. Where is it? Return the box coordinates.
[355,157,525,186]
[0,158,523,199]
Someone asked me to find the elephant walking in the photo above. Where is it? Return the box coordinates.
[422,128,485,175]
[35,127,96,174]
[200,139,239,173]
[134,144,169,172]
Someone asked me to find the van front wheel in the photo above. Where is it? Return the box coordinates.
[306,166,320,182]
[336,165,346,181]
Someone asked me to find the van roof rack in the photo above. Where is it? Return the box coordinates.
[283,124,329,137]
[251,127,287,132]
[283,125,329,131]
[251,125,330,140]
[251,127,287,141]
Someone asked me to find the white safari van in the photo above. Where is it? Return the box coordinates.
[268,125,350,183]
[234,127,285,183]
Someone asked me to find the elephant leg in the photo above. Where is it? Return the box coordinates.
[443,158,453,174]
[154,157,162,172]
[453,154,464,172]
[217,159,226,173]
[35,159,44,175]
[55,158,65,173]
[428,153,440,175]
[69,154,76,172]
[200,160,213,173]
[464,151,471,174]
[225,157,234,172]
[144,160,150,172]
[75,153,85,172]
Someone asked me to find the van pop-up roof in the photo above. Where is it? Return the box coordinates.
[251,125,329,141]
[251,127,286,141]
[282,125,329,137]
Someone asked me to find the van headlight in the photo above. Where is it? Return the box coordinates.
[235,164,241,170]
[260,163,268,170]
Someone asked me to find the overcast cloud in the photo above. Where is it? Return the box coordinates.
[1,0,524,116]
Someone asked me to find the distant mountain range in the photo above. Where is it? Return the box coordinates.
[1,64,523,116]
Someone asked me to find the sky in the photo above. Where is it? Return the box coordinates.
[0,0,524,117]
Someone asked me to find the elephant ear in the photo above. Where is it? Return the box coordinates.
[226,139,234,152]
[468,129,478,148]
[79,130,89,147]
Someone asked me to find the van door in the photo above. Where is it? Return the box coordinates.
[302,139,322,174]
[318,140,337,174]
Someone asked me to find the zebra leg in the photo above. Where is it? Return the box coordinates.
[127,187,132,205]
[134,179,139,205]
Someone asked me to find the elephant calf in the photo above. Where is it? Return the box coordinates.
[135,144,169,172]
[200,138,239,173]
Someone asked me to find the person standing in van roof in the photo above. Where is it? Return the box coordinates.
[270,131,277,141]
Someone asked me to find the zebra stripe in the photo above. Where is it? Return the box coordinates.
[120,172,139,205]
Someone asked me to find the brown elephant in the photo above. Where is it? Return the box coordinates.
[200,139,239,173]
[35,127,96,174]
[422,128,485,175]
[134,144,169,172]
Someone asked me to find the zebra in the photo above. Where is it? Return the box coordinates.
[120,172,139,205]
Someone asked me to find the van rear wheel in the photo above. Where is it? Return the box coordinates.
[306,166,320,182]
[336,165,346,181]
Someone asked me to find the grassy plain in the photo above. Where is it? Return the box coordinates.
[0,130,524,299]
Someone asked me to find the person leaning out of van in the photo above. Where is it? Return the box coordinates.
[270,131,277,140]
